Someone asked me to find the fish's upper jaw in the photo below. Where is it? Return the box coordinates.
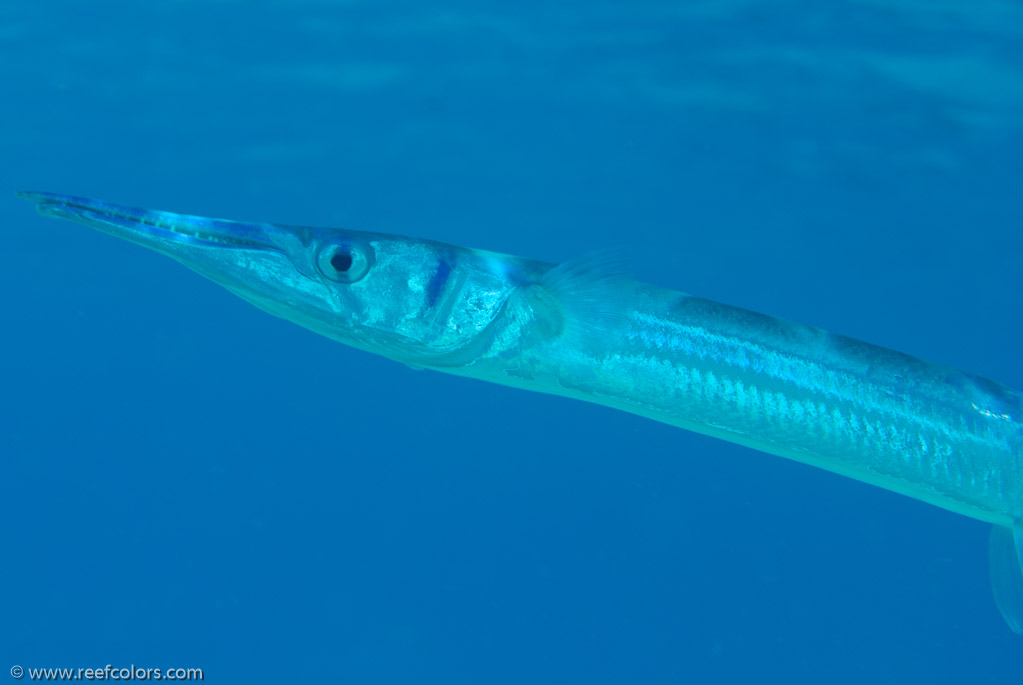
[18,191,280,251]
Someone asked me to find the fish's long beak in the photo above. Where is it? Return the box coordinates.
[17,191,279,252]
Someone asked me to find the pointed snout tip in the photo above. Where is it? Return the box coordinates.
[18,190,84,216]
[17,191,97,223]
[17,190,63,203]
[17,190,50,208]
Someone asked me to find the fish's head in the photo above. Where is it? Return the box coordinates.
[21,192,539,366]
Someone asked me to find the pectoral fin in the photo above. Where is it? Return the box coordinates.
[534,251,630,348]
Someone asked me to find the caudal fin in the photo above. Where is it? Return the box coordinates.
[989,521,1023,634]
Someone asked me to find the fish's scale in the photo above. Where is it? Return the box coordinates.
[497,283,1023,525]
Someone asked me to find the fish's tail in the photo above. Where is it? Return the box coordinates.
[990,520,1023,634]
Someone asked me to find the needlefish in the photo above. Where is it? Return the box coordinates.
[18,191,1023,632]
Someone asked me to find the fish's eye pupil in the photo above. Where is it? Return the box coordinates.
[330,250,353,272]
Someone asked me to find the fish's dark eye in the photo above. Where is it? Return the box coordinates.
[330,251,353,272]
[317,241,373,283]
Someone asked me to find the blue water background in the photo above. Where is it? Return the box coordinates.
[3,1,1022,682]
